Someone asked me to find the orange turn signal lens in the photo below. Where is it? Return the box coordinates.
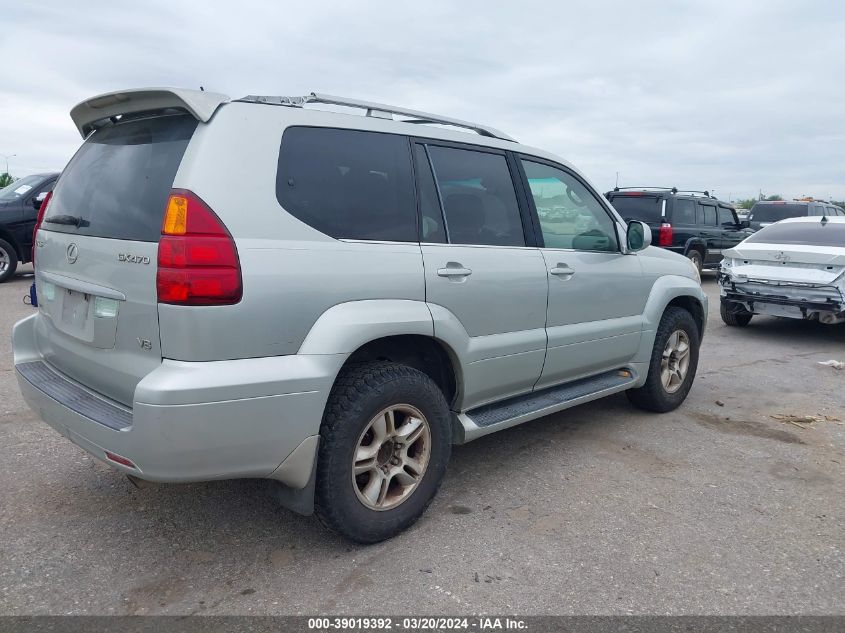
[163,195,188,235]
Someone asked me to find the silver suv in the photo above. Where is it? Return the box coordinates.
[13,88,707,542]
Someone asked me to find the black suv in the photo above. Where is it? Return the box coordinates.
[605,187,752,271]
[748,198,845,231]
[0,173,59,282]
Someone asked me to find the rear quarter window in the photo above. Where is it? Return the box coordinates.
[44,113,197,242]
[276,127,417,242]
[607,195,663,223]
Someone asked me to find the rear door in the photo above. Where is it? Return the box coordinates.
[416,141,548,408]
[696,201,721,264]
[34,113,197,406]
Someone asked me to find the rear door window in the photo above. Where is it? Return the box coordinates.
[414,144,447,244]
[674,199,696,224]
[425,145,525,247]
[697,203,717,225]
[44,114,197,242]
[277,127,416,242]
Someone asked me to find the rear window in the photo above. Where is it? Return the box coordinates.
[749,203,807,222]
[276,127,416,242]
[745,221,845,247]
[607,195,663,223]
[44,113,197,242]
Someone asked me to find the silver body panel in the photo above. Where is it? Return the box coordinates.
[14,88,707,500]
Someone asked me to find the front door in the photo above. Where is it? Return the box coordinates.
[416,142,548,409]
[518,157,650,388]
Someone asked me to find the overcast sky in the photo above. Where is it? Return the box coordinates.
[2,0,843,201]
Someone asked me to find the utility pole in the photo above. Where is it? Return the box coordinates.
[0,153,15,177]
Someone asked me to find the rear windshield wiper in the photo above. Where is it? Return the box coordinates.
[44,214,89,227]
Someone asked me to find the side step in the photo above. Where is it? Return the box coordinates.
[459,368,638,441]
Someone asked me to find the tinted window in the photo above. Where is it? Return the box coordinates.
[277,127,416,242]
[45,114,197,242]
[523,160,618,252]
[426,145,524,247]
[718,206,735,225]
[674,199,696,224]
[698,203,717,225]
[607,195,663,223]
[749,203,807,222]
[746,221,845,247]
[414,145,446,243]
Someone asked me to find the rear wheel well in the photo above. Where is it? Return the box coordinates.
[666,296,704,337]
[342,335,458,407]
[685,242,706,257]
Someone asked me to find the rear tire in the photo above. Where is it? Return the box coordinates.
[720,300,753,327]
[627,307,700,413]
[0,238,18,283]
[315,361,452,543]
[686,249,703,273]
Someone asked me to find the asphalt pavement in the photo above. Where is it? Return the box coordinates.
[1,265,843,615]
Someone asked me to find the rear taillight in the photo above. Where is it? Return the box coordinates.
[156,190,242,305]
[658,222,673,247]
[32,191,52,263]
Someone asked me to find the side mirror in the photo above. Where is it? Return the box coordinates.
[626,221,651,252]
[738,219,750,229]
[33,191,48,210]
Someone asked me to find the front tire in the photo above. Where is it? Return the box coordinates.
[0,238,19,283]
[627,307,700,413]
[315,362,452,543]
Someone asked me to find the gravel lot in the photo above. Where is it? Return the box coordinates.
[1,265,843,615]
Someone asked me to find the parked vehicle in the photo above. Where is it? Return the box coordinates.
[13,88,707,542]
[748,198,844,231]
[0,172,59,282]
[605,187,752,272]
[719,216,845,326]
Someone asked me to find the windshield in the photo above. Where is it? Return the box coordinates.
[749,203,807,222]
[745,221,845,248]
[0,174,44,202]
[607,195,663,223]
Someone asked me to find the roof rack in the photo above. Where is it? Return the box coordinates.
[611,186,716,199]
[237,92,516,142]
[612,186,677,193]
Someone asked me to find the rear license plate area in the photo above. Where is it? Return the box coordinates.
[61,289,90,329]
[755,302,803,319]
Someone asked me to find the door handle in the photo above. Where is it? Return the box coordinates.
[550,264,575,278]
[437,263,472,278]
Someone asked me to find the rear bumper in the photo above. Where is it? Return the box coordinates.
[13,314,345,486]
[721,286,844,318]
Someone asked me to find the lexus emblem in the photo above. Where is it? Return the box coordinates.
[66,243,79,264]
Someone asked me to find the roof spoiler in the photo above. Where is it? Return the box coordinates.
[70,87,230,137]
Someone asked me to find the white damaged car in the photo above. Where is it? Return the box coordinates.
[719,216,845,326]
